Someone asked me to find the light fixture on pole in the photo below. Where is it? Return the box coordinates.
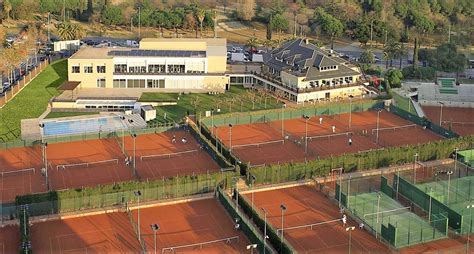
[134,191,142,242]
[466,204,473,253]
[280,204,287,250]
[438,101,444,126]
[261,208,268,254]
[251,175,256,213]
[303,115,310,154]
[376,109,382,144]
[348,95,354,128]
[376,192,381,238]
[150,223,160,254]
[346,226,356,254]
[447,170,453,204]
[228,124,233,152]
[281,103,286,137]
[131,133,137,176]
[211,108,215,135]
[413,153,419,184]
[246,244,258,254]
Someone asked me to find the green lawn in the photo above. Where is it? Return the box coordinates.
[45,111,98,119]
[139,92,178,102]
[0,59,68,141]
[149,85,283,123]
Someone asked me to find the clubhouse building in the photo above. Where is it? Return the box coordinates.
[67,38,228,92]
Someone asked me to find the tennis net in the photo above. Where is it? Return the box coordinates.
[371,124,417,135]
[56,159,119,170]
[306,132,353,142]
[0,168,35,177]
[231,139,285,150]
[161,236,239,253]
[276,218,341,233]
[140,149,198,162]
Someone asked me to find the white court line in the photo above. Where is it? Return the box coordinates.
[49,228,118,254]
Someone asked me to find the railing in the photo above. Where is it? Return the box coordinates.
[113,71,225,76]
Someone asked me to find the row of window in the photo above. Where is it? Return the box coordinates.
[72,65,106,74]
[112,79,166,88]
[113,64,187,74]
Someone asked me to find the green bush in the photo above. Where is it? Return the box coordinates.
[402,66,436,80]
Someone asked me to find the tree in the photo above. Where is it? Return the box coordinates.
[56,22,84,40]
[195,8,205,38]
[3,0,12,19]
[424,43,467,75]
[101,6,123,26]
[354,18,370,45]
[245,37,259,52]
[383,41,400,68]
[385,69,403,88]
[270,13,289,38]
[266,15,273,40]
[237,0,255,21]
[313,7,344,49]
[360,47,375,64]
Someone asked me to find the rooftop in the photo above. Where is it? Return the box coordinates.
[264,38,360,80]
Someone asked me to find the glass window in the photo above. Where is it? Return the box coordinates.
[113,79,126,88]
[114,64,127,73]
[84,66,93,73]
[167,64,185,74]
[97,78,106,88]
[127,79,146,88]
[148,64,166,73]
[97,66,106,73]
[72,66,80,73]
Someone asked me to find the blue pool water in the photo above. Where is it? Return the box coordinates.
[42,116,127,137]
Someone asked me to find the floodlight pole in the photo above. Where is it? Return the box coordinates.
[228,124,233,152]
[251,175,256,213]
[131,133,137,176]
[346,226,356,254]
[467,204,474,253]
[414,153,419,184]
[439,102,444,126]
[428,188,433,222]
[134,191,142,242]
[150,224,160,254]
[376,110,382,144]
[281,103,286,137]
[280,204,287,251]
[349,95,353,128]
[454,148,459,173]
[211,109,214,135]
[214,125,219,151]
[262,208,268,254]
[303,116,310,154]
[447,170,453,204]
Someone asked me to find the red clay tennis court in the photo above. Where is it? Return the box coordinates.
[0,225,19,254]
[123,130,221,180]
[31,212,142,253]
[130,198,251,253]
[0,145,47,203]
[214,123,308,166]
[398,235,470,253]
[423,106,474,136]
[46,138,134,190]
[244,185,389,253]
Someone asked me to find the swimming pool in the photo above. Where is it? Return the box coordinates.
[42,116,128,137]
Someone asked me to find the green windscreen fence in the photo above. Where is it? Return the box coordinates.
[393,174,463,233]
[458,149,474,167]
[202,100,383,127]
[338,175,448,248]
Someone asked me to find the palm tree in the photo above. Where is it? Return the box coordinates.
[56,22,85,40]
[195,8,205,38]
[396,43,408,69]
[383,41,400,69]
[245,37,259,53]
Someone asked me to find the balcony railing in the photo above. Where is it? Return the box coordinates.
[113,71,224,76]
[252,72,362,94]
